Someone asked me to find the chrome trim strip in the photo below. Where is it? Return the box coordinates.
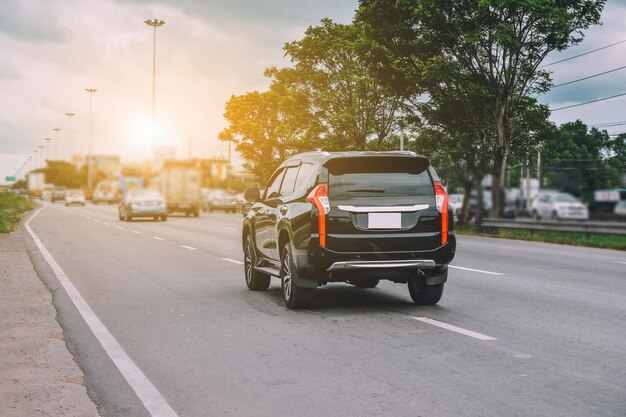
[327,260,436,271]
[337,204,429,213]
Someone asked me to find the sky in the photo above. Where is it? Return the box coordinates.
[1,0,625,185]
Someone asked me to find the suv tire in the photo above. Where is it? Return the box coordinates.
[349,279,379,288]
[244,235,270,291]
[408,278,444,305]
[280,244,313,309]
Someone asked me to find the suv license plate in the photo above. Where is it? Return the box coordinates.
[368,212,401,229]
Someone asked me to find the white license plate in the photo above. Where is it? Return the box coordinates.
[368,212,401,229]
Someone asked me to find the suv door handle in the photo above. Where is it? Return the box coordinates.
[279,206,288,215]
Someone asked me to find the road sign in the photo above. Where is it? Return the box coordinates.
[5,176,16,182]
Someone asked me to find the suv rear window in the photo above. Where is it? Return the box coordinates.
[327,157,433,197]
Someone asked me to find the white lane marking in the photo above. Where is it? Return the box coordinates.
[413,317,497,341]
[222,258,243,265]
[116,226,125,230]
[181,245,197,250]
[86,216,91,219]
[132,231,142,234]
[94,219,100,222]
[24,206,179,417]
[153,237,165,241]
[104,222,111,226]
[449,265,503,276]
[222,227,238,231]
[613,261,626,265]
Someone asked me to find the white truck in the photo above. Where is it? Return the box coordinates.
[27,173,45,198]
[159,160,202,217]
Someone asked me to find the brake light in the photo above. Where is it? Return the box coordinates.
[306,183,330,247]
[434,182,448,245]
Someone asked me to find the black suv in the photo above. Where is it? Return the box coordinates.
[242,151,456,309]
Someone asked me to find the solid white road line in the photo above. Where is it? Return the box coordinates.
[413,317,497,341]
[153,237,165,241]
[613,261,626,265]
[222,258,243,265]
[181,245,197,250]
[449,265,503,276]
[25,206,179,417]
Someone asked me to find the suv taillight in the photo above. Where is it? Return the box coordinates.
[434,182,448,245]
[306,183,330,247]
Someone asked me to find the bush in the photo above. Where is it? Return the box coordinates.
[0,193,35,233]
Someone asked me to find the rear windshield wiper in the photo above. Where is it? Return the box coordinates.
[347,188,385,193]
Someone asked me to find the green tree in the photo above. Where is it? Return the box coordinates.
[268,18,404,151]
[358,0,605,216]
[219,80,315,183]
[541,120,622,201]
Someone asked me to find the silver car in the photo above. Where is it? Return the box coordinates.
[119,189,167,222]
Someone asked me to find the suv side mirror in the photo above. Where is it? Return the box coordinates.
[244,187,261,202]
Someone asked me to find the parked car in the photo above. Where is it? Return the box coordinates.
[242,151,455,309]
[51,186,68,203]
[64,189,86,206]
[532,192,588,221]
[118,189,167,222]
[614,200,626,217]
[203,189,238,213]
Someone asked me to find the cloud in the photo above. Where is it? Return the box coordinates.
[0,0,69,42]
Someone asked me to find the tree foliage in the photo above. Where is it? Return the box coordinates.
[358,0,605,216]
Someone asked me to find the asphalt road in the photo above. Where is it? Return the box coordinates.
[26,202,626,417]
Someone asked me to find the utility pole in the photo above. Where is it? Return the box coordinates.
[66,112,75,162]
[38,145,44,168]
[526,158,531,213]
[537,148,541,189]
[53,128,60,160]
[400,130,404,151]
[145,18,165,155]
[85,88,97,189]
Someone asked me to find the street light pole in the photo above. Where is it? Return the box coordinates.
[85,88,97,189]
[53,128,60,160]
[144,18,165,155]
[44,138,51,163]
[38,145,44,168]
[66,112,75,162]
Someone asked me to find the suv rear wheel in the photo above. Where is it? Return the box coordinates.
[408,277,444,305]
[280,244,313,309]
[243,235,270,291]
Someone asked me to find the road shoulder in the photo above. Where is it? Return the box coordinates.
[0,225,100,417]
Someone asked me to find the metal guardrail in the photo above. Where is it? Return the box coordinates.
[481,218,626,237]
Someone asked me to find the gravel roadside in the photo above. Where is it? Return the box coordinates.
[0,226,100,417]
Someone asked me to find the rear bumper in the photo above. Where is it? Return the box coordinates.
[295,234,456,283]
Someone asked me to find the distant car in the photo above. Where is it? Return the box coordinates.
[467,190,516,220]
[93,181,119,205]
[203,189,237,213]
[614,200,626,217]
[118,189,167,222]
[532,192,588,221]
[41,184,54,201]
[51,187,68,203]
[64,189,86,206]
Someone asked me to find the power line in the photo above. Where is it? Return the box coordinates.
[589,120,626,128]
[552,64,626,88]
[550,92,626,112]
[540,39,626,68]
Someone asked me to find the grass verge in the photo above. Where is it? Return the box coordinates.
[456,223,626,251]
[0,192,35,233]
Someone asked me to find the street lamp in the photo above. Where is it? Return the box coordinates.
[144,18,165,154]
[44,138,51,162]
[33,150,39,170]
[66,112,75,162]
[85,88,97,189]
[53,128,60,160]
[38,145,44,168]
